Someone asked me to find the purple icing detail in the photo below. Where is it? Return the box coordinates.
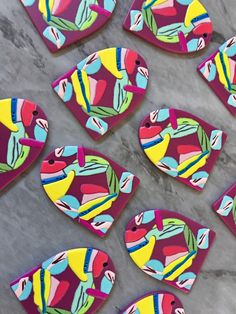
[89,4,112,17]
[19,138,44,148]
[86,288,109,300]
[77,146,85,167]
[124,85,146,95]
[178,31,188,53]
[155,210,163,231]
[169,108,178,130]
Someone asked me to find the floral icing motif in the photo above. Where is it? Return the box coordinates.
[124,209,215,293]
[10,248,116,314]
[139,108,227,191]
[123,0,212,54]
[52,48,149,140]
[40,146,139,237]
[212,182,236,236]
[0,98,48,191]
[20,0,117,52]
[120,291,185,314]
[198,36,236,116]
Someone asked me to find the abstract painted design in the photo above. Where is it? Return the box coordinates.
[125,209,215,293]
[40,146,140,236]
[10,248,116,314]
[212,182,236,236]
[198,36,236,116]
[123,0,212,54]
[120,291,185,314]
[139,108,227,191]
[0,98,48,191]
[52,47,149,140]
[20,0,117,52]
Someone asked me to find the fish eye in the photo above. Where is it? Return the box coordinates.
[103,262,108,268]
[145,122,150,128]
[132,226,137,232]
[33,110,38,116]
[136,60,141,65]
[203,33,207,38]
[49,159,55,165]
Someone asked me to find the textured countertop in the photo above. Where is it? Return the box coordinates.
[0,1,235,313]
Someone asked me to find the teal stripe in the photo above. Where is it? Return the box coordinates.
[178,150,209,176]
[78,193,117,217]
[219,51,232,91]
[40,268,46,314]
[77,70,91,113]
[163,250,196,279]
[84,248,93,273]
[45,0,51,22]
[143,0,156,10]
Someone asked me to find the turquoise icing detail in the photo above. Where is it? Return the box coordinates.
[130,10,144,32]
[43,26,65,49]
[86,116,108,135]
[34,124,47,142]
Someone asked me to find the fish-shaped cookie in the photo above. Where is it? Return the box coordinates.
[125,209,215,293]
[52,47,149,140]
[20,0,117,52]
[123,0,213,54]
[0,98,48,191]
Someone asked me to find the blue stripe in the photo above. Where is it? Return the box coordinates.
[40,268,46,314]
[84,248,93,273]
[11,98,17,123]
[41,174,67,185]
[77,70,91,113]
[116,47,122,71]
[127,240,148,253]
[143,0,156,10]
[178,150,209,176]
[45,0,51,21]
[153,294,159,314]
[163,250,196,279]
[142,137,163,150]
[79,193,117,217]
[219,51,232,91]
[191,13,209,24]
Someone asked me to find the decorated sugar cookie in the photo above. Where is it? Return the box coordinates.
[198,36,236,116]
[52,47,149,140]
[120,291,185,314]
[0,98,48,191]
[123,0,212,54]
[139,108,227,191]
[40,146,139,236]
[10,247,116,314]
[125,209,215,293]
[20,0,117,52]
[212,182,236,236]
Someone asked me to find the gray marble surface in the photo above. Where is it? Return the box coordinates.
[0,1,236,313]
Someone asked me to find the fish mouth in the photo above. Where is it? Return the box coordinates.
[124,85,146,95]
[19,138,45,148]
[89,4,112,17]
